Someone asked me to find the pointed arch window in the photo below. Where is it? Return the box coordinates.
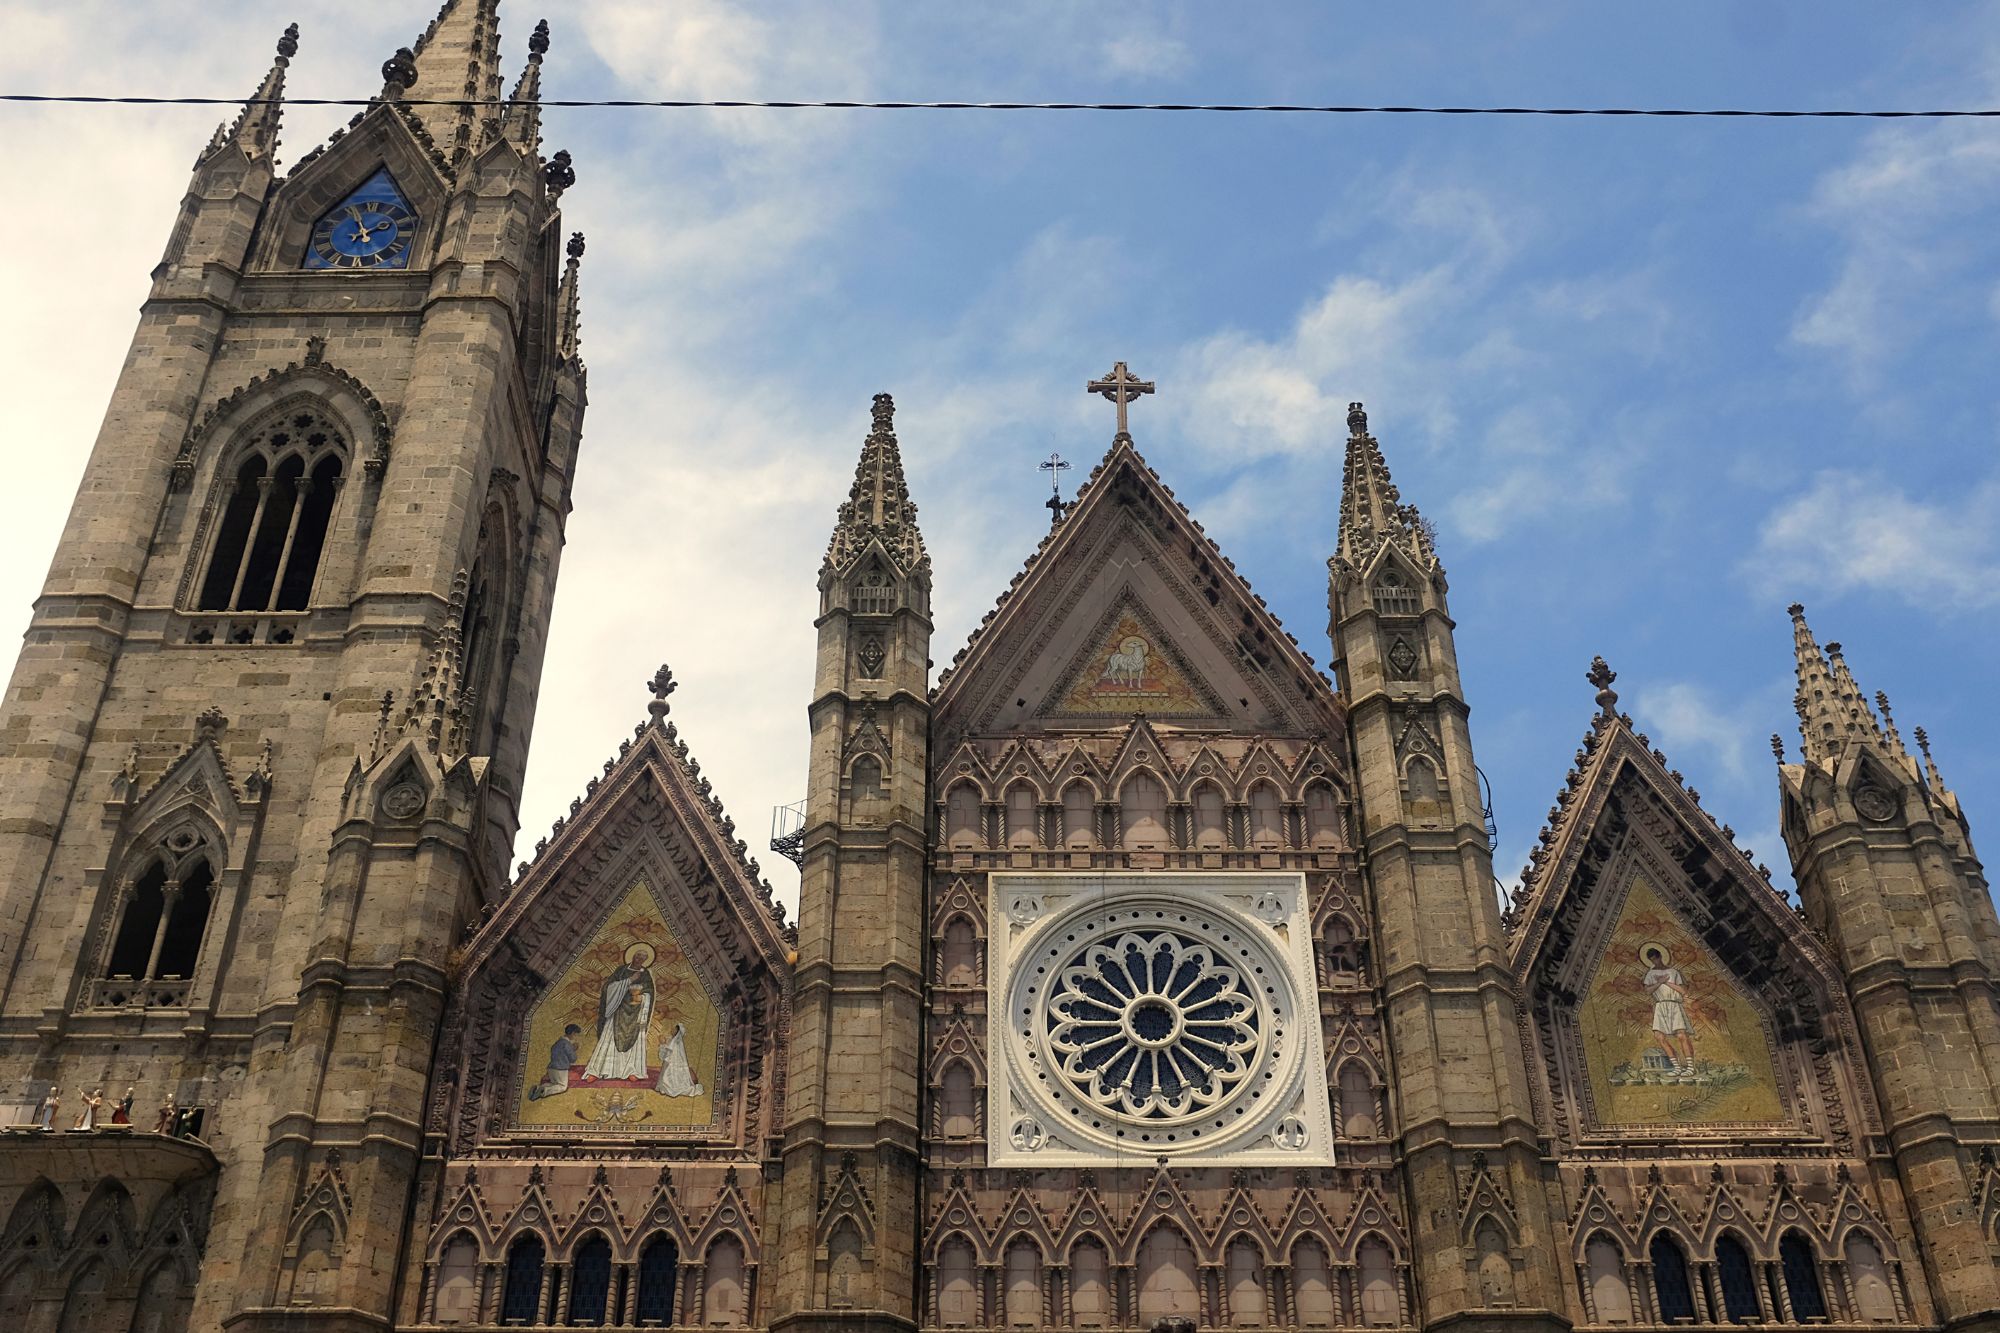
[1192,783,1227,848]
[1304,781,1342,847]
[940,918,979,988]
[1293,1239,1337,1328]
[197,407,347,613]
[1715,1234,1761,1323]
[1338,1062,1379,1138]
[1358,1238,1400,1326]
[1137,1227,1198,1323]
[939,1063,979,1138]
[434,1234,480,1325]
[1844,1235,1896,1322]
[1004,1243,1041,1328]
[100,827,218,1007]
[945,785,982,850]
[1586,1235,1633,1324]
[1248,782,1284,848]
[1120,773,1168,848]
[1005,784,1039,849]
[1227,1240,1265,1327]
[637,1236,679,1326]
[567,1233,613,1325]
[1062,783,1096,849]
[937,1240,977,1328]
[1780,1232,1825,1322]
[501,1235,547,1325]
[1649,1234,1696,1324]
[705,1237,747,1326]
[1069,1242,1110,1328]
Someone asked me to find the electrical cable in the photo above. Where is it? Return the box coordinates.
[1,94,1997,118]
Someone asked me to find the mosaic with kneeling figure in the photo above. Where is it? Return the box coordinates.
[515,880,719,1132]
[1577,876,1784,1127]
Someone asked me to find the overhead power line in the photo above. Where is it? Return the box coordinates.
[1,94,1998,118]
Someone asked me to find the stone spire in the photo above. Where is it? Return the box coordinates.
[201,23,297,166]
[401,0,504,167]
[824,393,928,575]
[1336,402,1438,573]
[502,18,549,152]
[399,570,474,757]
[557,232,586,368]
[1789,603,1847,767]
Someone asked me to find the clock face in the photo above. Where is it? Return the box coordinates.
[310,200,415,270]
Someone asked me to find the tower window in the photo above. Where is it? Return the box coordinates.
[100,835,217,1006]
[636,1236,679,1325]
[1372,568,1421,616]
[852,569,895,615]
[197,408,347,613]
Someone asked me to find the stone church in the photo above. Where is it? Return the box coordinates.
[0,3,1993,1332]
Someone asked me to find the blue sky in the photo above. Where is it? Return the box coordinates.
[1,1,1995,907]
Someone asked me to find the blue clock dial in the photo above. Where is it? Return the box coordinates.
[304,168,419,271]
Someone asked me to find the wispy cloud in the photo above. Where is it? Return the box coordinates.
[1750,470,2000,608]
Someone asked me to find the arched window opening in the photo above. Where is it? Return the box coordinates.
[434,1234,480,1326]
[1138,1228,1198,1323]
[946,785,982,850]
[1004,1243,1041,1327]
[1373,568,1421,616]
[1358,1238,1399,1327]
[106,851,216,991]
[1192,784,1227,849]
[937,1240,977,1328]
[132,1260,195,1333]
[1405,756,1442,803]
[1305,781,1341,847]
[828,1221,863,1309]
[568,1233,613,1326]
[1585,1236,1632,1324]
[290,1213,340,1306]
[1120,773,1168,848]
[636,1236,679,1326]
[1070,1242,1111,1329]
[1715,1235,1761,1323]
[1006,785,1039,849]
[1649,1235,1696,1324]
[107,861,169,979]
[705,1237,747,1326]
[1326,918,1361,981]
[1475,1222,1516,1307]
[1227,1241,1265,1327]
[850,756,884,806]
[939,1063,979,1139]
[1780,1232,1825,1322]
[56,1262,107,1333]
[1062,784,1096,850]
[154,859,215,980]
[1248,783,1284,848]
[1294,1239,1337,1328]
[198,408,348,613]
[1845,1235,1896,1322]
[501,1235,547,1325]
[1339,1063,1379,1139]
[940,918,979,988]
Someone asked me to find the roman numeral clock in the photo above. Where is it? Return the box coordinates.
[304,166,417,271]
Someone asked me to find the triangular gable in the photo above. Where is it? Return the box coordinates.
[1509,688,1873,1146]
[933,439,1339,741]
[433,695,792,1153]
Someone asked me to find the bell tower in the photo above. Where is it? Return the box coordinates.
[771,394,932,1333]
[1328,404,1570,1332]
[0,4,586,1330]
[1779,606,2000,1333]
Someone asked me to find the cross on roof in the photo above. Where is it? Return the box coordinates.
[1039,452,1072,525]
[1088,361,1155,437]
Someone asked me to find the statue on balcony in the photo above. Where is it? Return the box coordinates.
[33,1085,58,1130]
[71,1087,103,1131]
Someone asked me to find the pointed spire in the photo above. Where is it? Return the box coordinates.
[1789,603,1846,767]
[557,232,585,368]
[202,23,297,166]
[1913,726,1952,795]
[503,18,548,152]
[1824,640,1884,747]
[825,394,929,576]
[399,570,474,757]
[1336,402,1437,573]
[1874,690,1916,774]
[401,0,503,166]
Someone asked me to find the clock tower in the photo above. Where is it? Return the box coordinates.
[0,5,585,1330]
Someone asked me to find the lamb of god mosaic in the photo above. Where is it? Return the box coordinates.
[514,881,719,1132]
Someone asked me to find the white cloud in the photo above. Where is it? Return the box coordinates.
[1102,31,1191,80]
[1634,681,1760,783]
[1751,470,2000,608]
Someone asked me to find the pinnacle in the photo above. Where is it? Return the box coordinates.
[825,392,928,576]
[203,21,297,166]
[401,0,504,164]
[1335,402,1436,574]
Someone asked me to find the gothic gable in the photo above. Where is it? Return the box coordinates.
[1509,679,1875,1150]
[429,687,792,1155]
[932,439,1339,743]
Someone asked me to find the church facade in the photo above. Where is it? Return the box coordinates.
[0,5,1994,1333]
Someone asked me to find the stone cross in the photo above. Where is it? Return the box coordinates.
[1088,362,1155,437]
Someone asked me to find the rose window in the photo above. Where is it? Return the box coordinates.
[1046,930,1260,1120]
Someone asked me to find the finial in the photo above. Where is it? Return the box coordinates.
[1914,725,1931,759]
[195,707,228,741]
[528,19,551,57]
[1088,362,1155,439]
[1787,602,1806,620]
[1770,733,1785,763]
[567,232,586,261]
[1586,656,1618,713]
[381,46,418,94]
[1039,452,1072,527]
[1825,640,1843,661]
[648,665,678,722]
[277,23,300,61]
[543,148,575,196]
[871,392,895,432]
[1348,402,1368,437]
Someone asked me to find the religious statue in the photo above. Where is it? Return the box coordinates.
[581,943,655,1082]
[654,1021,703,1097]
[153,1091,177,1134]
[34,1086,59,1131]
[71,1088,103,1131]
[110,1087,134,1125]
